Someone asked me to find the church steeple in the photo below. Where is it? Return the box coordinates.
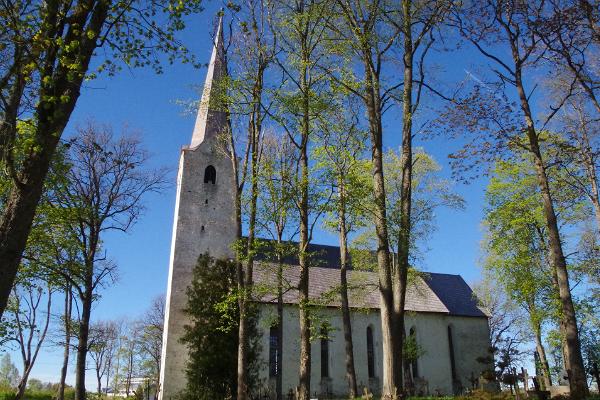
[190,15,227,148]
[160,15,238,400]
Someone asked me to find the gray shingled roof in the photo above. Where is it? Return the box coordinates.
[253,264,487,318]
[253,264,449,313]
[423,273,488,317]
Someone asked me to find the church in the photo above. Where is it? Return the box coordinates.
[159,18,493,400]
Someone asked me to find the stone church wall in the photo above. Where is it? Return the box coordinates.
[256,304,491,398]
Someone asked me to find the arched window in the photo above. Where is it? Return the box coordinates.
[367,326,375,378]
[447,325,457,381]
[269,325,279,377]
[320,326,329,378]
[409,327,419,378]
[203,165,216,184]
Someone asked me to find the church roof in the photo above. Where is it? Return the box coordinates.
[189,15,228,148]
[251,241,488,318]
[422,273,488,317]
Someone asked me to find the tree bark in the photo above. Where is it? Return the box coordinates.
[297,102,311,400]
[366,74,398,399]
[511,50,589,399]
[276,232,285,400]
[363,56,398,400]
[533,326,552,389]
[236,50,265,398]
[0,164,54,318]
[97,370,102,395]
[338,181,358,398]
[15,364,31,400]
[75,288,93,400]
[58,286,72,400]
[393,0,416,395]
[297,6,312,397]
[0,0,109,320]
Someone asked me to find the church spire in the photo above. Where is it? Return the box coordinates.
[190,15,227,148]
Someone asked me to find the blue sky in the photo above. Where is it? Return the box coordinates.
[14,5,497,385]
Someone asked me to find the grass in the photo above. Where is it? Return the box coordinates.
[0,388,75,400]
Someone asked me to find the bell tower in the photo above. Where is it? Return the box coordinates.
[159,16,237,400]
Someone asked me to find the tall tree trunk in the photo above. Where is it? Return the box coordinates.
[276,239,284,400]
[393,0,416,394]
[126,350,134,397]
[297,13,312,398]
[58,286,72,400]
[237,133,258,400]
[297,125,311,400]
[75,287,93,400]
[363,61,398,399]
[97,370,102,395]
[511,56,588,399]
[533,325,552,389]
[338,181,358,398]
[15,364,31,400]
[237,63,264,399]
[0,160,54,318]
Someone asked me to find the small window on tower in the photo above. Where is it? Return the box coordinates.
[204,165,216,184]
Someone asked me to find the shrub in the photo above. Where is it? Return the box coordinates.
[0,388,75,400]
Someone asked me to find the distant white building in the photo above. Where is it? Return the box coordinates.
[159,16,493,400]
[107,377,152,397]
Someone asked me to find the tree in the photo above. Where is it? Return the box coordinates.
[326,2,400,393]
[314,98,371,398]
[385,149,464,265]
[224,4,276,397]
[533,0,600,115]
[26,378,44,391]
[577,296,600,389]
[0,354,19,389]
[180,255,259,400]
[256,134,299,400]
[268,1,333,397]
[57,283,74,400]
[482,159,561,389]
[138,295,164,399]
[120,323,141,397]
[446,2,589,396]
[472,278,530,386]
[88,320,119,395]
[5,282,53,400]
[0,122,68,400]
[385,2,452,393]
[555,102,600,237]
[48,123,166,400]
[0,0,204,320]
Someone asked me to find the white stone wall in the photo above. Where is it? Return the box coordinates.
[255,304,492,398]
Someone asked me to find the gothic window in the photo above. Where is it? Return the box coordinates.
[321,326,329,378]
[410,327,419,378]
[269,326,279,377]
[367,325,375,378]
[448,325,457,381]
[204,165,216,184]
